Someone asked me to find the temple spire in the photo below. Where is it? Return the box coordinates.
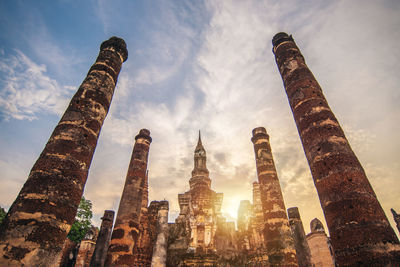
[196,130,203,151]
[192,130,208,178]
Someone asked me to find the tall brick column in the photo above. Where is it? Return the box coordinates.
[90,210,115,267]
[251,127,297,266]
[151,201,169,267]
[106,129,152,266]
[272,32,400,266]
[287,207,312,267]
[0,37,127,266]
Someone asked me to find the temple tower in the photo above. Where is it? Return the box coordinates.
[0,37,127,266]
[272,32,400,266]
[183,131,223,251]
[90,210,115,267]
[106,129,152,266]
[287,207,312,267]
[172,131,223,261]
[251,127,297,266]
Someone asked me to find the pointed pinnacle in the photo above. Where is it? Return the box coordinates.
[198,130,202,145]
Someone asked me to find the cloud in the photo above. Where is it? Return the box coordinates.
[0,50,74,121]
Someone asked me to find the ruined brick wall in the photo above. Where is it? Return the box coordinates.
[0,37,127,266]
[58,238,78,267]
[251,127,297,266]
[306,219,335,267]
[75,240,96,267]
[106,129,152,266]
[272,32,400,266]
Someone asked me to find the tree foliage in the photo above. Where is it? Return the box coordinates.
[0,207,6,224]
[67,196,93,243]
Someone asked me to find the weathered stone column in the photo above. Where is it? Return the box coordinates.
[287,207,312,267]
[90,210,115,267]
[151,201,169,267]
[251,127,297,266]
[0,37,127,266]
[272,32,400,266]
[106,129,152,266]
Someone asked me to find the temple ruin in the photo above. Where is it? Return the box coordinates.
[0,32,399,267]
[166,132,236,266]
[306,218,335,267]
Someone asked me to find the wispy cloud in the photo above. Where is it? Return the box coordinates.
[0,50,74,121]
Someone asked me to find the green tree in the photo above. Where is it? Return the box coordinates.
[0,207,6,224]
[67,196,93,243]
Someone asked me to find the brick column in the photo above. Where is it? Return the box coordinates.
[151,201,169,267]
[90,210,115,267]
[251,127,297,266]
[0,37,127,266]
[272,32,400,266]
[106,129,152,266]
[287,207,312,267]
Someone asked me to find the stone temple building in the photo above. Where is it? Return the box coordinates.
[167,132,237,266]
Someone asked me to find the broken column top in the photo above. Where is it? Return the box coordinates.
[287,207,300,219]
[272,32,294,48]
[100,36,128,62]
[135,128,152,142]
[159,200,169,210]
[310,218,325,233]
[251,127,269,143]
[102,210,115,222]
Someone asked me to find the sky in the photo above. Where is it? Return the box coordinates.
[0,0,399,235]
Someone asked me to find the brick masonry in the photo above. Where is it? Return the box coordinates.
[251,127,298,266]
[106,129,152,266]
